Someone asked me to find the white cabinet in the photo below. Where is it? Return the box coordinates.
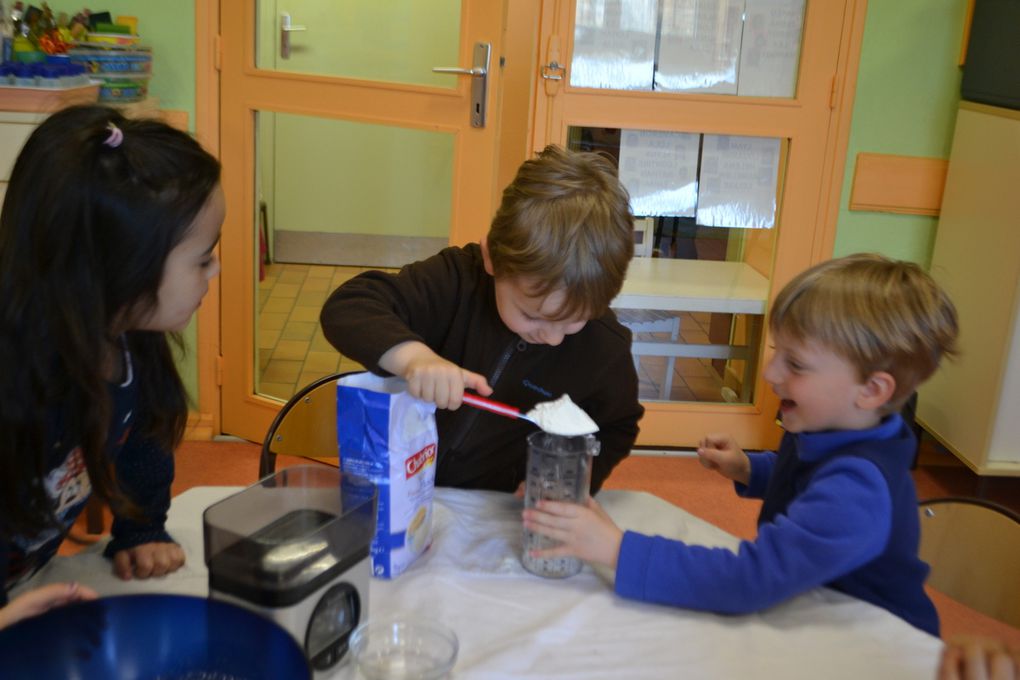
[917,102,1020,476]
[0,111,47,208]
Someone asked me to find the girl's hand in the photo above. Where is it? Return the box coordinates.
[696,433,751,485]
[939,635,1020,680]
[112,541,185,580]
[0,582,99,630]
[522,497,623,569]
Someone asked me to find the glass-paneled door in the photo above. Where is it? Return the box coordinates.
[220,1,504,442]
[534,0,864,449]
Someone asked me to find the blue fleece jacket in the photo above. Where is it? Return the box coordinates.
[614,414,939,636]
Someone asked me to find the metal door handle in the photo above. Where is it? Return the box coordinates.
[432,42,491,128]
[432,66,487,76]
[280,13,306,60]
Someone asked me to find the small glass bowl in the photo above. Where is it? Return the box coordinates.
[349,617,459,680]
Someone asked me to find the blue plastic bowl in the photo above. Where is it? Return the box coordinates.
[0,593,311,679]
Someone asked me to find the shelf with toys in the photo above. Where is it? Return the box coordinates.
[1,4,152,111]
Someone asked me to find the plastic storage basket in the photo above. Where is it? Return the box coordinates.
[96,73,149,103]
[68,49,152,75]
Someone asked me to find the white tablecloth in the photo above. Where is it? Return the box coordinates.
[17,486,942,679]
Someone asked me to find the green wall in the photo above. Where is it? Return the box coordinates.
[273,114,454,238]
[832,0,969,266]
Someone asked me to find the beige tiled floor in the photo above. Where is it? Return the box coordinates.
[258,262,375,401]
[257,263,741,404]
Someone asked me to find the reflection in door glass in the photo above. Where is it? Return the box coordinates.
[572,0,656,89]
[569,126,784,405]
[571,0,805,97]
[656,0,743,93]
[253,111,454,403]
[255,0,462,88]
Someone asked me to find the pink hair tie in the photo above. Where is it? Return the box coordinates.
[103,123,124,148]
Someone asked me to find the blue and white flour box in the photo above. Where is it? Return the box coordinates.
[337,373,437,578]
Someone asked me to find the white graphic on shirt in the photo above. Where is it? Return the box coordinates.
[44,446,92,517]
[7,447,93,589]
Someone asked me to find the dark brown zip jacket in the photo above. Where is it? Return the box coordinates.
[320,244,643,493]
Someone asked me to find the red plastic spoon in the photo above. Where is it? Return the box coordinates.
[461,393,540,427]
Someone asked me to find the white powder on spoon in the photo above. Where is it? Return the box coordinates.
[525,394,599,436]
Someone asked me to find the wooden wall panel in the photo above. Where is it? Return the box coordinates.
[849,152,948,216]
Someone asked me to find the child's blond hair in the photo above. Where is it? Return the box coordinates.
[486,145,634,320]
[769,253,959,411]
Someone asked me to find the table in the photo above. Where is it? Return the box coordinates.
[16,486,942,679]
[614,259,769,314]
[612,258,769,401]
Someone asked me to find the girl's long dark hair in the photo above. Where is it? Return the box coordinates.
[0,105,221,536]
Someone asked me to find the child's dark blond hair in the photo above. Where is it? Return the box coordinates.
[769,253,959,412]
[486,145,633,321]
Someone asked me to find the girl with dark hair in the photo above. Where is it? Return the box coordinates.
[0,105,223,629]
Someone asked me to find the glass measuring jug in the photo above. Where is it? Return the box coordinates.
[521,431,600,578]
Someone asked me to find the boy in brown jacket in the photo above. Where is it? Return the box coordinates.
[321,145,644,493]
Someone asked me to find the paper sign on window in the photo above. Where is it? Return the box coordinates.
[619,129,700,217]
[696,135,780,229]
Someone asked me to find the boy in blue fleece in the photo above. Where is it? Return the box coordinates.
[523,253,959,636]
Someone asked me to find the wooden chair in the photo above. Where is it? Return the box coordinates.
[918,496,1020,628]
[259,372,352,478]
